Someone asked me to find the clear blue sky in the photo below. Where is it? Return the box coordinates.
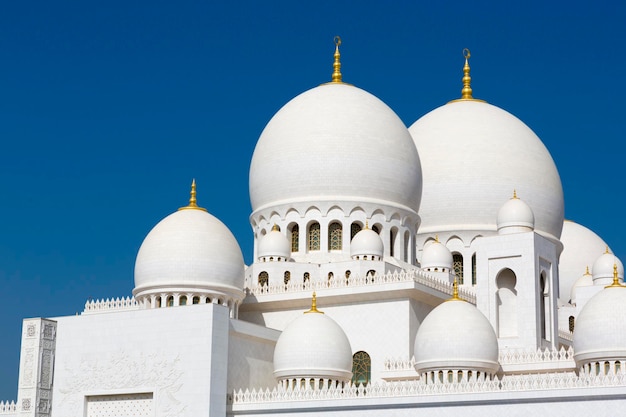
[1,0,625,398]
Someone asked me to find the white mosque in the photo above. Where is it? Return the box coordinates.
[2,39,626,417]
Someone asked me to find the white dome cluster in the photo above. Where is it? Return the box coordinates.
[133,182,245,310]
[273,295,353,388]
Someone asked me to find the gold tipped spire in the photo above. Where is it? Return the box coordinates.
[449,276,461,301]
[585,265,591,275]
[435,234,439,243]
[178,179,208,212]
[605,246,611,254]
[364,220,369,229]
[272,224,280,232]
[512,189,518,199]
[305,292,324,314]
[606,263,623,288]
[331,36,343,83]
[448,48,485,103]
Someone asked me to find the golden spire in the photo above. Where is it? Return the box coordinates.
[449,48,485,103]
[512,189,518,199]
[365,220,369,229]
[178,179,207,212]
[272,224,280,232]
[331,36,343,83]
[305,292,324,314]
[435,234,439,243]
[606,263,623,288]
[585,265,591,275]
[449,276,461,301]
[605,246,611,254]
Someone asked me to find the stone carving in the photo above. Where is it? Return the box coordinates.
[27,324,36,338]
[22,398,31,411]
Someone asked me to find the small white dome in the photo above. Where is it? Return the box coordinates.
[573,283,626,366]
[258,225,291,261]
[350,227,383,259]
[497,193,535,234]
[250,83,422,214]
[559,221,609,302]
[409,100,563,244]
[134,206,244,299]
[421,240,453,270]
[274,300,353,383]
[570,267,593,305]
[414,298,499,375]
[592,250,624,285]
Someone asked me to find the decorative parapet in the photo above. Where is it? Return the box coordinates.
[384,357,416,372]
[558,328,574,342]
[381,357,418,381]
[82,297,139,314]
[499,347,576,374]
[230,371,626,405]
[247,269,476,304]
[0,401,16,414]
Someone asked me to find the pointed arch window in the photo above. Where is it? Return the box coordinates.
[453,253,464,284]
[290,224,299,253]
[329,222,342,250]
[308,223,320,251]
[351,351,371,386]
[284,271,291,285]
[350,223,362,240]
[471,253,477,285]
[258,271,269,287]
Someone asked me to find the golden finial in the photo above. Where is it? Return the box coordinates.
[449,48,485,103]
[449,276,461,301]
[585,265,591,275]
[606,263,623,288]
[331,36,343,83]
[512,189,518,199]
[178,179,207,212]
[272,224,280,232]
[305,292,324,314]
[605,246,611,254]
[365,220,369,229]
[435,234,439,243]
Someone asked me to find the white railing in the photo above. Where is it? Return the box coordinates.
[83,296,139,314]
[248,269,476,304]
[0,401,16,414]
[499,347,574,365]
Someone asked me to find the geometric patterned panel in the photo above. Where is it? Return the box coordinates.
[86,393,153,417]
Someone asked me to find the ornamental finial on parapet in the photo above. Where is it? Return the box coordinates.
[331,36,343,83]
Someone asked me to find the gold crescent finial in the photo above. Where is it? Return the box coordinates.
[331,36,343,83]
[178,179,207,211]
[305,292,324,314]
[461,48,473,99]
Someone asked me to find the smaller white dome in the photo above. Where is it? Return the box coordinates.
[570,267,593,305]
[350,226,384,260]
[414,297,499,375]
[497,193,535,234]
[421,239,453,270]
[258,225,291,261]
[592,250,624,285]
[573,282,626,366]
[274,297,353,384]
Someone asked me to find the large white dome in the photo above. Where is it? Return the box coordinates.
[273,299,353,383]
[414,297,499,375]
[249,83,422,213]
[573,283,626,366]
[134,206,245,298]
[409,100,564,244]
[559,221,609,302]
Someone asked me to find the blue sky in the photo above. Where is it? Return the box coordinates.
[1,0,625,398]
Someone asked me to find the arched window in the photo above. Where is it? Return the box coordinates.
[192,296,200,305]
[453,253,464,284]
[352,351,371,386]
[179,295,187,306]
[540,273,551,341]
[350,222,362,240]
[290,224,299,253]
[371,224,380,234]
[496,268,517,338]
[328,272,334,284]
[284,271,291,285]
[308,222,320,251]
[258,271,269,287]
[328,222,342,250]
[569,315,575,333]
[471,253,477,285]
[403,230,410,262]
[390,228,397,257]
[304,272,310,283]
[155,296,162,308]
[166,296,174,307]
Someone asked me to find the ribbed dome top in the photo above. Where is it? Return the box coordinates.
[250,83,422,213]
[559,221,609,302]
[573,283,626,365]
[421,240,453,269]
[258,226,291,260]
[350,227,383,259]
[409,100,563,243]
[273,303,353,382]
[414,299,499,374]
[134,208,244,295]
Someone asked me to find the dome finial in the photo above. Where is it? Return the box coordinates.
[435,234,439,243]
[461,48,473,99]
[450,276,461,301]
[331,36,343,83]
[272,224,280,232]
[585,265,591,275]
[605,246,611,254]
[365,220,369,229]
[178,179,208,212]
[305,292,324,314]
[512,189,518,199]
[606,263,623,288]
